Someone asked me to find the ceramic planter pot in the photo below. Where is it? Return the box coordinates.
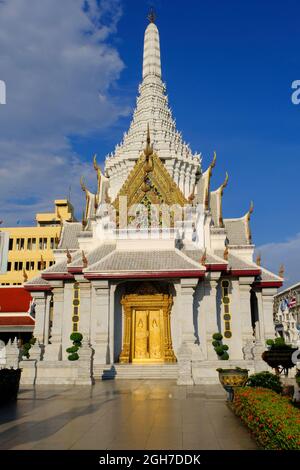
[0,368,22,404]
[262,348,298,375]
[217,368,249,401]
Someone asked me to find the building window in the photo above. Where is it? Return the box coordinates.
[49,261,54,267]
[7,262,11,271]
[14,261,23,271]
[32,238,36,250]
[25,261,35,271]
[50,238,55,249]
[9,238,13,250]
[39,237,48,250]
[16,238,25,250]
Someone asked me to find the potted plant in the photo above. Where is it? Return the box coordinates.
[0,368,22,404]
[217,367,249,401]
[296,370,300,386]
[262,337,298,375]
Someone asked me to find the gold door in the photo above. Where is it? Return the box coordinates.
[119,293,176,364]
[132,309,164,363]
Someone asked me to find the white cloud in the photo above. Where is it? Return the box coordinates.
[257,234,300,288]
[0,0,127,225]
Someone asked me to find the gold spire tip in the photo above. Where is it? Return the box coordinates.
[147,7,156,23]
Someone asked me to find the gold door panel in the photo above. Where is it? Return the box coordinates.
[149,309,163,360]
[133,309,149,361]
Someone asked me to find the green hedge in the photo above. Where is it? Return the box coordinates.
[233,387,300,450]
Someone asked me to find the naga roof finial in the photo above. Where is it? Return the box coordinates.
[201,249,207,266]
[220,172,229,193]
[82,250,88,269]
[278,264,285,279]
[93,153,99,172]
[66,248,72,264]
[223,245,229,261]
[210,151,217,170]
[147,7,156,23]
[80,176,87,193]
[23,268,28,283]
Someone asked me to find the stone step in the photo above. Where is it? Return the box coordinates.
[100,364,178,380]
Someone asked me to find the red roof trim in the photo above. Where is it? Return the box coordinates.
[42,273,74,280]
[205,264,227,271]
[230,269,261,276]
[24,285,52,292]
[68,267,83,274]
[84,270,205,280]
[0,315,35,326]
[255,281,283,288]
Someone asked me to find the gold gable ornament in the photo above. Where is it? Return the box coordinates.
[112,125,187,227]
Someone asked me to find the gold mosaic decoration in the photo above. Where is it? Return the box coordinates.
[72,282,80,332]
[221,279,232,339]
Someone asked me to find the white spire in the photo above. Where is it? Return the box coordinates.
[105,14,201,200]
[143,22,161,79]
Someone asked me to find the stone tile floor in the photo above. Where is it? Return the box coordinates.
[0,381,257,450]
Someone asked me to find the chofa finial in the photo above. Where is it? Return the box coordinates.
[279,264,285,279]
[147,7,156,23]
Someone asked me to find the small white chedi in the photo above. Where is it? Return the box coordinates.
[22,12,283,385]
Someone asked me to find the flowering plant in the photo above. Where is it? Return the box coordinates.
[233,387,300,450]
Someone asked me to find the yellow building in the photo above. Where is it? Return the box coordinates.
[0,200,75,285]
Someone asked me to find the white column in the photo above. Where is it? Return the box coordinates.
[44,294,52,346]
[31,291,48,345]
[77,279,91,339]
[43,282,64,361]
[239,278,255,355]
[92,280,110,365]
[204,274,220,360]
[180,278,198,346]
[261,288,277,340]
[109,283,116,363]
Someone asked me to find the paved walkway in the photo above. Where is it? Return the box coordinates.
[0,381,257,450]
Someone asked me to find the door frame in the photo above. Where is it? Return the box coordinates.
[119,293,176,364]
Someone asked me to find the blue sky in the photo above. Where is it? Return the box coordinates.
[0,0,299,284]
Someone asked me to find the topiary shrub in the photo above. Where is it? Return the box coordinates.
[220,352,229,360]
[70,332,83,344]
[66,332,83,360]
[68,352,79,361]
[66,346,79,354]
[246,371,283,394]
[215,346,225,356]
[22,336,36,358]
[211,333,229,360]
[212,333,223,341]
